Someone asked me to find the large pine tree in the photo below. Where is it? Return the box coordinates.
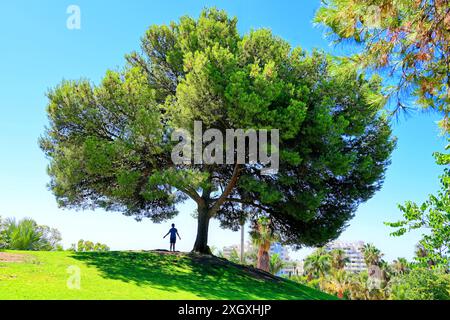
[40,8,395,253]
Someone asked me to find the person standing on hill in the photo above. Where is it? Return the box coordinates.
[164,223,181,252]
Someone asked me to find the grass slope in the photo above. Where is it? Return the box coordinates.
[0,250,335,300]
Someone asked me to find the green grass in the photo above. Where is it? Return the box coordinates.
[0,250,336,300]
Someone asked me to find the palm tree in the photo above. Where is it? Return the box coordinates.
[250,217,276,272]
[361,243,383,267]
[323,269,351,299]
[415,243,436,268]
[303,248,332,280]
[348,271,370,300]
[4,218,43,250]
[269,253,285,275]
[348,271,388,300]
[330,248,350,270]
[391,257,409,275]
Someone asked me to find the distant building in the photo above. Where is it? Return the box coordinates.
[325,240,367,273]
[270,242,295,277]
[270,242,289,261]
[278,260,304,278]
[295,260,304,276]
[222,245,239,259]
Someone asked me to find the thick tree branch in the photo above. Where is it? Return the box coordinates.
[209,164,241,215]
[181,186,205,208]
[224,197,273,214]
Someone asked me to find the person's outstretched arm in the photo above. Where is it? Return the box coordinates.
[163,231,170,238]
[177,231,181,240]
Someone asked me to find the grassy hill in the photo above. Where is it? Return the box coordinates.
[0,250,335,300]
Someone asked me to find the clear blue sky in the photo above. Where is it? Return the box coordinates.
[0,0,447,261]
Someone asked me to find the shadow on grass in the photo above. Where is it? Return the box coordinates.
[71,251,331,300]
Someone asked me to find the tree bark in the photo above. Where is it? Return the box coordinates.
[257,248,270,272]
[240,222,245,263]
[192,206,212,254]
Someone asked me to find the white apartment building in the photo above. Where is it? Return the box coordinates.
[325,240,367,273]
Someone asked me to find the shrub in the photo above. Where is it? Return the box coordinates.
[73,239,109,252]
[0,216,8,249]
[390,268,450,300]
[2,217,62,251]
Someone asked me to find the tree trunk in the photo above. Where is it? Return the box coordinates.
[257,248,270,272]
[192,206,211,254]
[240,222,245,263]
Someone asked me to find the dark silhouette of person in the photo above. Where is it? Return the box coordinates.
[164,223,181,252]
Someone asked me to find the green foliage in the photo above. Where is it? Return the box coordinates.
[323,269,352,298]
[300,241,447,300]
[390,268,450,300]
[347,271,370,300]
[391,257,410,275]
[250,217,277,248]
[304,248,332,279]
[330,248,350,270]
[269,253,285,275]
[0,216,8,249]
[386,148,450,269]
[361,243,384,266]
[315,0,450,132]
[1,217,62,251]
[227,248,241,264]
[74,239,110,252]
[40,8,395,252]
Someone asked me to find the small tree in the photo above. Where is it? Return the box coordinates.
[93,242,110,252]
[323,269,352,299]
[361,243,383,267]
[228,248,241,264]
[269,253,285,275]
[74,239,109,252]
[386,148,450,269]
[390,268,450,300]
[250,217,277,272]
[2,217,62,251]
[348,271,370,300]
[391,258,410,275]
[39,226,62,251]
[330,248,350,270]
[77,239,85,252]
[303,248,332,280]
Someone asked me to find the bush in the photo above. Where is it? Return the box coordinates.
[1,217,62,251]
[0,216,8,249]
[390,268,450,300]
[73,239,109,252]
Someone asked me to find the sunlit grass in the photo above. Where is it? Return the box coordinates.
[0,250,336,300]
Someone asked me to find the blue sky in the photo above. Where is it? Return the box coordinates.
[0,0,447,261]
